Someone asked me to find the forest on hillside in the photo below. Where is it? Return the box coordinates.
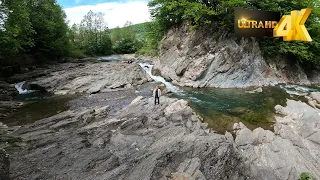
[0,0,148,67]
[1,0,320,70]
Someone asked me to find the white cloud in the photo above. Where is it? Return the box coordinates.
[63,1,151,28]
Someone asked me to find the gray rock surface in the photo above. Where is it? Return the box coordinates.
[0,149,9,180]
[0,81,21,121]
[23,62,149,94]
[233,100,320,180]
[0,81,18,101]
[154,22,318,88]
[6,97,249,180]
[310,92,320,104]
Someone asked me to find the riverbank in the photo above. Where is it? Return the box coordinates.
[3,96,247,179]
[2,94,320,179]
[1,56,320,179]
[0,58,149,126]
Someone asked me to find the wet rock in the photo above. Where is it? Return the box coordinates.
[245,87,263,94]
[0,81,18,101]
[0,101,24,123]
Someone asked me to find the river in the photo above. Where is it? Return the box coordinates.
[4,60,319,134]
[139,62,320,133]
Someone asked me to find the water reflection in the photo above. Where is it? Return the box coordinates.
[2,93,77,126]
[174,86,290,133]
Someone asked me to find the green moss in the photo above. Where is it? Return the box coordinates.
[135,48,158,57]
[0,136,23,149]
[241,110,267,123]
[299,172,316,180]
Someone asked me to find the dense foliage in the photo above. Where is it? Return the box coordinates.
[147,0,320,69]
[0,0,146,66]
[0,0,70,65]
[68,11,112,57]
[68,19,144,56]
[110,21,143,54]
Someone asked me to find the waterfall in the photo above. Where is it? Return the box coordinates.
[139,63,183,94]
[15,81,34,94]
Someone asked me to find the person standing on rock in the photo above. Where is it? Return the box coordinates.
[153,85,161,105]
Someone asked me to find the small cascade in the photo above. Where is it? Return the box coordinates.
[139,63,183,94]
[15,81,34,94]
[280,84,319,96]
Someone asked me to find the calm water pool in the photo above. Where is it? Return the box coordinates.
[2,92,77,126]
[173,86,315,133]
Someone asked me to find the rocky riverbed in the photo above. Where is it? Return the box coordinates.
[1,94,320,179]
[1,58,320,179]
[3,96,248,179]
[22,62,149,95]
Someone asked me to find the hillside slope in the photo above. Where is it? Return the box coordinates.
[153,22,320,88]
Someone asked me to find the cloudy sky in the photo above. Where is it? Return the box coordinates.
[57,0,151,28]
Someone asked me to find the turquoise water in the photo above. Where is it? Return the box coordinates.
[174,86,292,133]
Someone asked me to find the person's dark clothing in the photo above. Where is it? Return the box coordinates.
[154,88,160,105]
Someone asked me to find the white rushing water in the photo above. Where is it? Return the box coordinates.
[139,63,183,94]
[280,84,319,96]
[15,81,34,94]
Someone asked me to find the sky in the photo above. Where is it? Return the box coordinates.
[57,0,151,28]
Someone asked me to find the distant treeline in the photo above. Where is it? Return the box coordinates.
[0,0,151,67]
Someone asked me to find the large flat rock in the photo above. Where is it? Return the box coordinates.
[23,62,149,94]
[6,96,247,179]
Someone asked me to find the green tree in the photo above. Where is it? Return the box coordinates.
[27,0,70,62]
[78,10,112,55]
[112,21,143,54]
[0,0,35,65]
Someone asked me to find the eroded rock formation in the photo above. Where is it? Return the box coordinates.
[6,97,248,179]
[154,22,319,88]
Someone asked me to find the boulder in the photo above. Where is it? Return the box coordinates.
[310,92,320,104]
[235,127,258,146]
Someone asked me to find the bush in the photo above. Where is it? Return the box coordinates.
[299,172,316,180]
[135,47,158,57]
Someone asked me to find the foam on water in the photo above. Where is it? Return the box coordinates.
[280,84,319,96]
[139,63,183,95]
[15,81,34,94]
